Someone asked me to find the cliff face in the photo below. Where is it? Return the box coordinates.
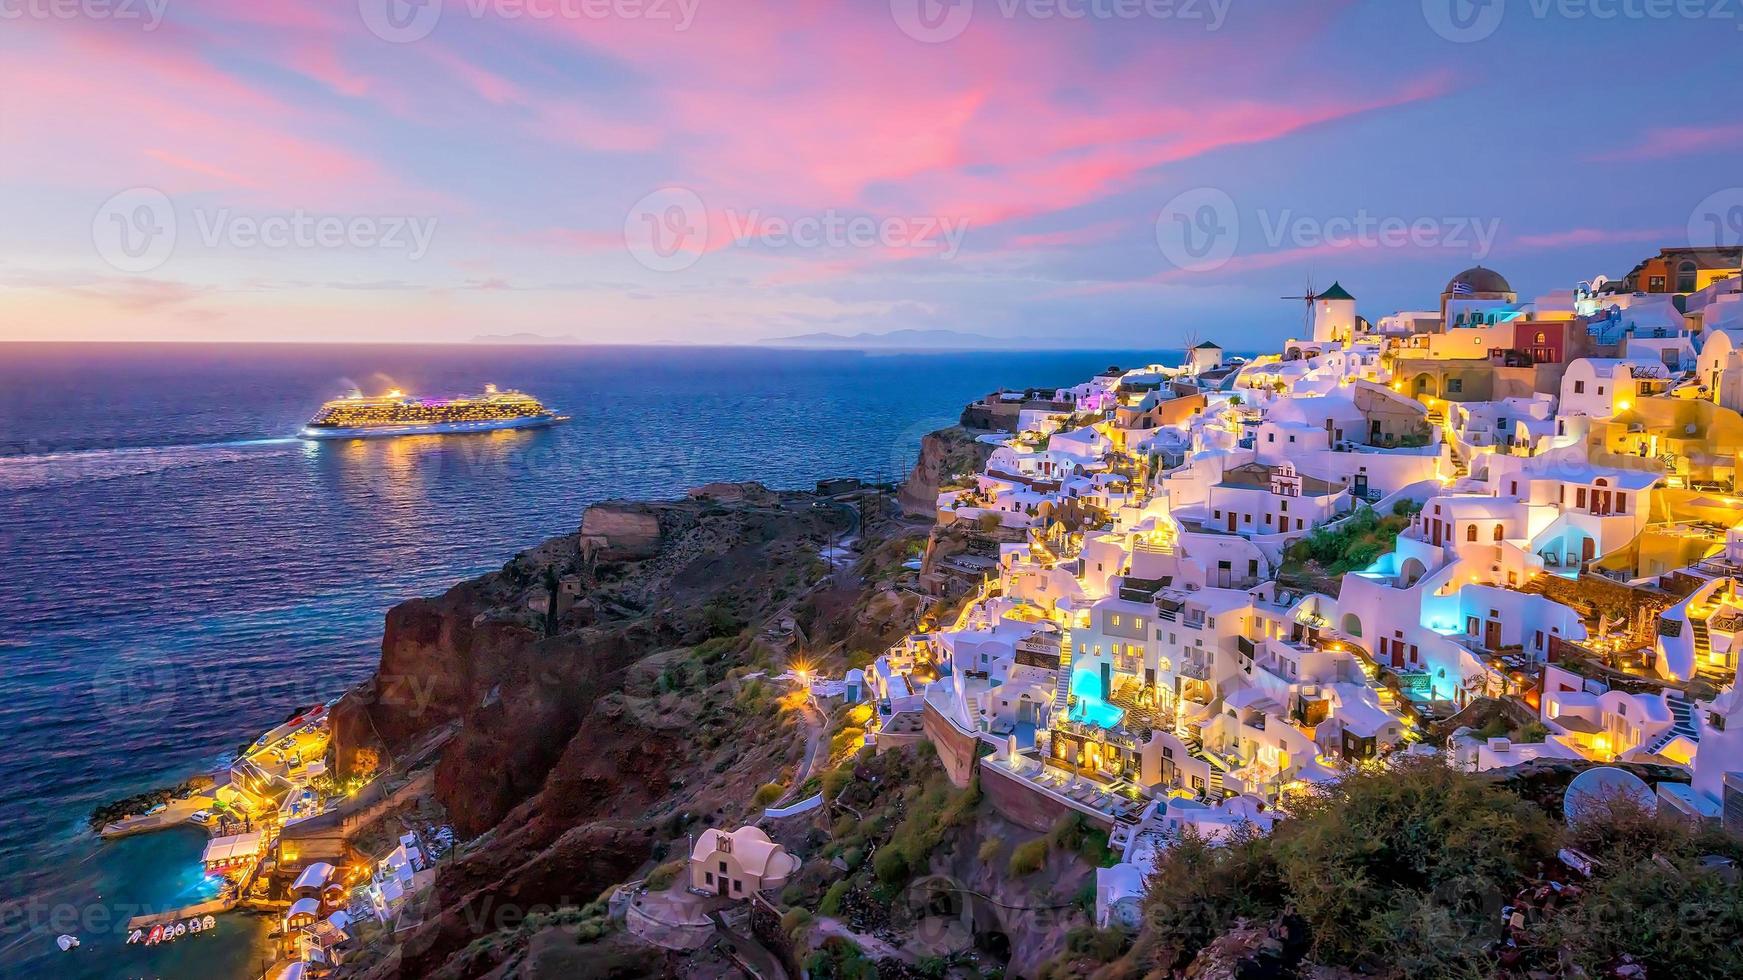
[898,426,994,518]
[329,487,860,978]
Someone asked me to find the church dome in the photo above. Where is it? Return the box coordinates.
[1445,266,1513,296]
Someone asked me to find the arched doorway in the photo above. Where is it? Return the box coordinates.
[1339,613,1364,638]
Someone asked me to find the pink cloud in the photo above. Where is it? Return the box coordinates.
[1589,124,1743,162]
[1509,227,1678,250]
[1007,220,1132,250]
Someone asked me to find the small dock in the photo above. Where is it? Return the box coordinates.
[126,896,235,933]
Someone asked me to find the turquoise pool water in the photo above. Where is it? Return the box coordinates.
[1067,668,1124,729]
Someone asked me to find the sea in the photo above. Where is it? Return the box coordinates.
[0,343,1190,978]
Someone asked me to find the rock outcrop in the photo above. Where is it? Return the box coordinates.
[578,501,663,561]
[328,488,861,978]
[898,426,994,518]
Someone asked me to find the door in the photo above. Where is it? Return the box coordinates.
[1353,472,1369,498]
[1581,537,1596,562]
[1227,510,1237,533]
[718,876,729,897]
[1484,620,1502,651]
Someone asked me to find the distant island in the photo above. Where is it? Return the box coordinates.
[762,328,1007,350]
[471,332,583,345]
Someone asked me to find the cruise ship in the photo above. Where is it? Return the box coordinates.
[298,385,566,440]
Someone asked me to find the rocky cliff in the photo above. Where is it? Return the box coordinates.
[328,486,863,978]
[897,425,994,518]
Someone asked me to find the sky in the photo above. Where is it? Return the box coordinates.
[1,0,1740,348]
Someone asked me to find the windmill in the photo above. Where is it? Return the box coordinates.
[1281,277,1317,351]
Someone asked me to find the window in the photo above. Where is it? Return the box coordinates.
[1678,260,1698,292]
[1467,524,1478,542]
[1616,493,1627,514]
[1573,380,1585,394]
[706,872,715,885]
[1447,378,1463,393]
[734,879,743,893]
[1493,524,1504,542]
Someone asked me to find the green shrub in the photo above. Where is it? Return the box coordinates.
[1008,838,1049,876]
[753,783,785,807]
[873,847,909,884]
[977,838,1002,863]
[644,859,686,891]
[819,880,851,916]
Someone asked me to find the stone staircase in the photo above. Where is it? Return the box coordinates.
[1689,617,1732,683]
[1448,441,1470,480]
[1180,732,1228,797]
[1053,627,1074,712]
[1644,690,1701,756]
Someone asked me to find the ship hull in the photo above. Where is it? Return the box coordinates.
[299,414,564,441]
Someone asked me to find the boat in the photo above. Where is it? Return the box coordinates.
[56,934,79,951]
[298,384,566,440]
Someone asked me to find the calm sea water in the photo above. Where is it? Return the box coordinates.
[0,342,1181,977]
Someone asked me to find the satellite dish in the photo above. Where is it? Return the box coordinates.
[1564,766,1654,826]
